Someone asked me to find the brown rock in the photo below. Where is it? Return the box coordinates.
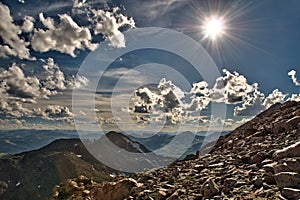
[273,141,300,160]
[64,180,79,193]
[285,158,300,173]
[252,176,263,188]
[201,178,219,199]
[166,189,186,200]
[284,116,300,132]
[272,120,286,134]
[0,181,8,195]
[281,188,300,200]
[223,178,237,194]
[250,152,265,163]
[274,172,300,189]
[273,163,290,174]
[263,172,276,185]
[94,178,139,200]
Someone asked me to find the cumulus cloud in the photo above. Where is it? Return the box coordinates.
[131,78,185,124]
[288,70,300,86]
[91,7,135,48]
[0,58,87,120]
[0,63,43,99]
[129,69,295,123]
[209,69,254,104]
[233,83,288,116]
[43,105,73,118]
[263,89,287,108]
[21,16,35,33]
[188,81,210,111]
[31,13,98,57]
[288,94,300,102]
[0,2,32,60]
[234,83,266,116]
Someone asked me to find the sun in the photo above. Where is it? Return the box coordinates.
[202,17,225,40]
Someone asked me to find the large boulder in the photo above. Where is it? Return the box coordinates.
[273,141,300,161]
[273,172,300,189]
[284,116,300,132]
[94,178,139,200]
[281,188,300,200]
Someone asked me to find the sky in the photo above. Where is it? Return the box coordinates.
[0,0,299,132]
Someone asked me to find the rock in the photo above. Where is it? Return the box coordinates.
[166,189,185,200]
[223,178,237,194]
[263,172,276,185]
[94,178,139,200]
[272,120,286,134]
[250,152,265,163]
[252,176,263,188]
[281,188,300,200]
[201,178,219,199]
[64,180,78,193]
[273,141,300,160]
[0,181,8,195]
[273,163,290,174]
[156,190,167,199]
[284,158,300,173]
[233,155,243,165]
[194,164,205,172]
[76,175,90,184]
[274,172,300,189]
[262,163,275,173]
[83,189,90,195]
[284,116,300,132]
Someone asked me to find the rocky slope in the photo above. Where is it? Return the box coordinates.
[51,101,300,199]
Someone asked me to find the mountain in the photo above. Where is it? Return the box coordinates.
[129,131,229,160]
[0,129,229,159]
[85,131,173,173]
[0,129,79,156]
[51,101,300,199]
[0,131,154,200]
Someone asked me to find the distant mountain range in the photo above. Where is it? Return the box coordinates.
[0,129,229,158]
[0,129,79,155]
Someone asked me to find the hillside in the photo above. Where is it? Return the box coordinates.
[0,131,154,200]
[51,101,300,199]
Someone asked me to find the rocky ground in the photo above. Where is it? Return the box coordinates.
[50,101,300,200]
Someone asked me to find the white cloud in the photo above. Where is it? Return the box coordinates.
[0,45,18,58]
[263,89,287,108]
[130,78,185,124]
[41,58,68,91]
[91,8,135,48]
[0,2,32,60]
[209,69,254,104]
[0,59,87,120]
[234,86,287,116]
[288,94,300,102]
[43,105,73,118]
[288,70,300,86]
[188,81,210,111]
[31,13,98,57]
[233,83,265,116]
[21,16,35,33]
[0,63,42,99]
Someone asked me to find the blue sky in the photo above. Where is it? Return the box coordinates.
[0,0,299,131]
